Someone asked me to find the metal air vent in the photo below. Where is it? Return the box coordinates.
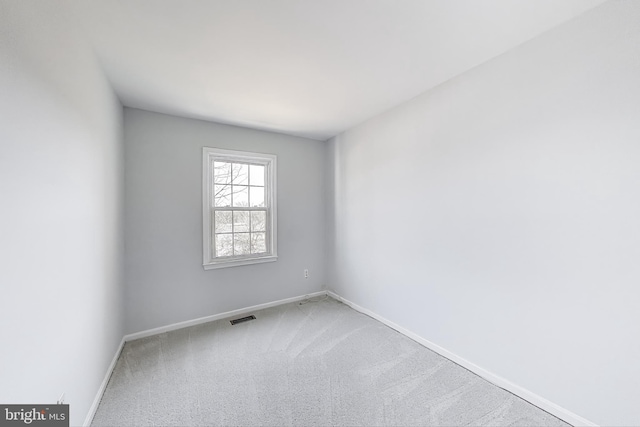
[230,315,256,325]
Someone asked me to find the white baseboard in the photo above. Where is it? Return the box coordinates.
[124,291,326,342]
[83,337,125,427]
[326,290,598,427]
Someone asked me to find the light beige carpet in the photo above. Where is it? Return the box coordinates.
[92,297,570,426]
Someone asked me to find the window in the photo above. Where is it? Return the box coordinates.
[202,147,277,269]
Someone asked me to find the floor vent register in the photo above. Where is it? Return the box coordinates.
[230,315,256,325]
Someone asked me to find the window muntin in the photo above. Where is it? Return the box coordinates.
[203,148,277,269]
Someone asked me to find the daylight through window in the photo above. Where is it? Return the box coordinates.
[203,147,277,269]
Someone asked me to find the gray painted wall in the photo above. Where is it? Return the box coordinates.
[123,109,325,334]
[0,3,124,425]
[326,2,640,426]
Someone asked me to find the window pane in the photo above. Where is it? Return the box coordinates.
[214,211,232,233]
[251,211,266,232]
[214,185,231,207]
[232,186,248,207]
[205,148,276,265]
[233,211,250,232]
[214,161,231,184]
[215,234,233,257]
[249,164,264,186]
[249,186,264,207]
[234,233,250,255]
[232,163,249,185]
[251,233,266,254]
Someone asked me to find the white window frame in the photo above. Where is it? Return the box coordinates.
[202,147,277,269]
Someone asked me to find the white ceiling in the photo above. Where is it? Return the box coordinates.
[72,0,606,141]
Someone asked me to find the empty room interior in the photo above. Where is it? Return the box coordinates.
[2,0,639,426]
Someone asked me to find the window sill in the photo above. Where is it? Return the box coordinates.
[203,255,278,270]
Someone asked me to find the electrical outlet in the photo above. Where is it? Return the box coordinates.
[304,269,309,279]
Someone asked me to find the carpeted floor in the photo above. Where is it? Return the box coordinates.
[92,297,570,426]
